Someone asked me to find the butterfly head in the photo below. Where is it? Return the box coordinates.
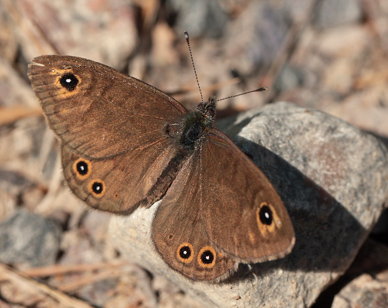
[196,96,216,122]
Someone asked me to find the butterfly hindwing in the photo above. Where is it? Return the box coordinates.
[151,154,236,281]
[61,138,179,213]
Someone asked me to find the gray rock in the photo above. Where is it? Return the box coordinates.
[314,0,362,29]
[274,64,305,92]
[225,2,290,73]
[0,209,62,267]
[332,271,388,308]
[166,0,228,38]
[109,102,388,307]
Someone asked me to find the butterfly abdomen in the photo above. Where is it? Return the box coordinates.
[141,107,212,208]
[140,152,186,208]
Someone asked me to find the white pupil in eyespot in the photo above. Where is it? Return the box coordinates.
[66,78,71,83]
[264,212,270,219]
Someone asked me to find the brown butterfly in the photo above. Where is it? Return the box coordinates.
[28,50,294,281]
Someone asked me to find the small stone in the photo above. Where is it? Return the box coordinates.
[0,209,61,267]
[166,0,228,38]
[314,0,362,29]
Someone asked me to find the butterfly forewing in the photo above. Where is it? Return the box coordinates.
[199,129,295,262]
[28,55,188,212]
[27,55,187,159]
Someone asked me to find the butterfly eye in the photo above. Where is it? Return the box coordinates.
[197,246,216,268]
[206,108,215,118]
[177,243,194,263]
[73,158,92,180]
[88,179,106,197]
[59,73,79,91]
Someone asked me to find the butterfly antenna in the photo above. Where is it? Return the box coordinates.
[184,31,204,103]
[216,87,268,102]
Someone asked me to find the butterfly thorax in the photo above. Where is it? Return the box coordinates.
[180,97,216,150]
[163,97,216,154]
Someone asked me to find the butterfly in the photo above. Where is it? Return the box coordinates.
[28,48,294,281]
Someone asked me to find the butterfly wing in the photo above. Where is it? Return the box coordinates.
[28,55,187,212]
[61,140,179,213]
[199,129,295,262]
[28,55,187,158]
[152,154,236,281]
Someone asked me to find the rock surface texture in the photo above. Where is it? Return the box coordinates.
[0,209,62,267]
